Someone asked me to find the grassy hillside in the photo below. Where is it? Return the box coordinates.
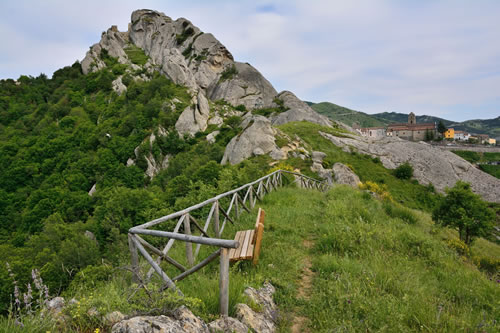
[4,186,497,332]
[309,102,385,128]
[452,151,500,179]
[372,112,451,126]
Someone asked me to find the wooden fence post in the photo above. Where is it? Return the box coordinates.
[220,247,229,316]
[214,201,220,238]
[128,234,140,283]
[184,214,194,267]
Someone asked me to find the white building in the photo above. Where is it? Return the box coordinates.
[359,127,386,139]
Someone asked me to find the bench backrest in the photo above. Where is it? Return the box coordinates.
[252,208,265,265]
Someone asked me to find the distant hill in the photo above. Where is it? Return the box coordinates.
[307,102,385,127]
[371,112,452,126]
[308,102,500,138]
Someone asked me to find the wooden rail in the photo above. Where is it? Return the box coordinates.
[128,169,329,315]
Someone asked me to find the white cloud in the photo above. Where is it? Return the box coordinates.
[1,0,499,121]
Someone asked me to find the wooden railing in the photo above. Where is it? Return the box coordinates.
[128,170,329,315]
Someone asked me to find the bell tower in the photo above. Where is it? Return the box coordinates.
[408,112,416,125]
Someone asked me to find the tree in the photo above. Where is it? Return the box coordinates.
[432,181,494,245]
[437,121,447,136]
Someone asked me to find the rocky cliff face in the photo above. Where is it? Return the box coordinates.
[81,9,328,137]
[320,133,500,203]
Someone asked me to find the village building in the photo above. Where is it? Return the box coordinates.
[386,112,437,141]
[477,134,490,144]
[454,130,470,141]
[444,128,454,139]
[359,127,386,139]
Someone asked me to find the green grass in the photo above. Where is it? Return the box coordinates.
[124,44,149,65]
[8,185,498,332]
[479,164,500,179]
[452,151,500,179]
[278,121,440,211]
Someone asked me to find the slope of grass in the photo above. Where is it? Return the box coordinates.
[6,185,498,332]
[310,102,385,128]
[279,121,440,212]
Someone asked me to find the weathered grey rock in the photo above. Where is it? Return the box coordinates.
[312,151,327,164]
[208,316,248,333]
[174,306,209,332]
[84,231,96,242]
[126,158,135,167]
[112,76,127,95]
[46,297,65,314]
[320,132,500,202]
[105,311,125,325]
[269,148,286,160]
[130,10,232,93]
[271,91,331,127]
[208,62,277,110]
[333,163,361,187]
[310,151,333,184]
[221,116,278,165]
[88,183,97,196]
[206,131,220,144]
[111,306,209,333]
[111,315,185,333]
[175,92,210,135]
[243,282,278,322]
[82,26,130,74]
[208,114,223,126]
[235,304,275,333]
[253,147,265,156]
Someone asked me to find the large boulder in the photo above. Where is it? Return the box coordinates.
[221,115,281,165]
[112,306,209,333]
[175,91,210,135]
[320,132,500,202]
[208,316,249,333]
[82,25,130,74]
[310,151,333,184]
[333,163,361,187]
[208,62,278,110]
[271,91,332,127]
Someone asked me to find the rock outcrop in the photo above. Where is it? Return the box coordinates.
[320,132,500,202]
[221,115,283,165]
[111,283,277,333]
[82,9,278,111]
[333,163,361,187]
[310,151,333,183]
[175,92,210,135]
[271,91,332,127]
[208,62,278,110]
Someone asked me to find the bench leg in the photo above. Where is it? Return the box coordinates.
[220,247,229,316]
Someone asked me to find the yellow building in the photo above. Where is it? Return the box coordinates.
[444,128,454,139]
[488,138,496,145]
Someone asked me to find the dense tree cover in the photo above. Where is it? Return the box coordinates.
[433,181,495,245]
[0,60,271,314]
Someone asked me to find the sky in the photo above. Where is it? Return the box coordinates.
[1,0,499,122]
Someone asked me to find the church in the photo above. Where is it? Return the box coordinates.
[386,113,437,141]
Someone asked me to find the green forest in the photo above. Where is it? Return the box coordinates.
[1,51,498,332]
[0,59,273,315]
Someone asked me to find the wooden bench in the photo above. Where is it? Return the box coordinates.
[229,208,265,265]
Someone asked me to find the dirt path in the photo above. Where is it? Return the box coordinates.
[291,239,314,333]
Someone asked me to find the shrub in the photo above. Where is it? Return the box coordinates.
[394,162,413,179]
[219,65,238,82]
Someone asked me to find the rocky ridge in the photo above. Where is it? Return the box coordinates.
[81,9,329,139]
[320,132,500,202]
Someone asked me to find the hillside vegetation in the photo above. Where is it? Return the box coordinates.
[3,186,498,332]
[309,102,385,128]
